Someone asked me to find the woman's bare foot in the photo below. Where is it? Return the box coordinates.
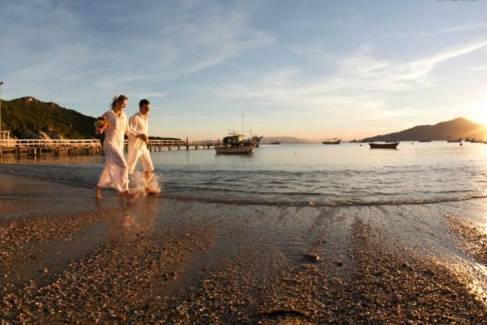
[95,186,102,200]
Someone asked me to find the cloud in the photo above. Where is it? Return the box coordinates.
[0,0,274,112]
[384,22,487,39]
[209,39,487,120]
[136,92,168,98]
[421,22,487,37]
[469,65,487,71]
[408,40,487,77]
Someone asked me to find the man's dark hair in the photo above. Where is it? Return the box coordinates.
[139,99,150,108]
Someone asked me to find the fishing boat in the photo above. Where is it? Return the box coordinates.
[270,141,281,145]
[369,142,399,149]
[215,134,255,154]
[322,138,341,145]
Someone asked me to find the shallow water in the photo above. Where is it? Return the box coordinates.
[2,142,487,207]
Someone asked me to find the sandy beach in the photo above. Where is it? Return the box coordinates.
[0,173,486,323]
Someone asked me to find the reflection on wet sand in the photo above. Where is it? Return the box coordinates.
[104,198,157,239]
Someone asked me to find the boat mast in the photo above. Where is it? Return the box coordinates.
[241,114,244,135]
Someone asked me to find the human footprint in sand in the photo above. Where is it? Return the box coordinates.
[95,95,147,200]
[127,99,160,195]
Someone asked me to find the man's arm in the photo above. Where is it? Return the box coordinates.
[129,115,148,142]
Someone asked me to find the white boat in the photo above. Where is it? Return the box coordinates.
[215,135,255,154]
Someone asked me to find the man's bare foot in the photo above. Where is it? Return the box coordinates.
[145,187,160,196]
[95,186,102,200]
[120,190,137,199]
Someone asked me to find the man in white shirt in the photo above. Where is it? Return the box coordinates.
[127,99,157,194]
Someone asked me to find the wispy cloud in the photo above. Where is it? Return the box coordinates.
[205,39,487,134]
[217,39,487,101]
[136,92,168,99]
[0,0,274,109]
[421,22,487,37]
[469,65,487,71]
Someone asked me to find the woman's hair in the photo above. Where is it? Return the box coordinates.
[111,94,128,110]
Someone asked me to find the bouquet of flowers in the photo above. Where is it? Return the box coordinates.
[95,116,110,134]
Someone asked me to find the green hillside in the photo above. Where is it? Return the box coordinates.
[0,97,97,139]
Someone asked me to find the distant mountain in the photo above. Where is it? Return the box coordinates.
[361,117,487,142]
[261,136,311,144]
[0,97,97,139]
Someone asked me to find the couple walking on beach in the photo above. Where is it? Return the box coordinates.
[95,95,159,199]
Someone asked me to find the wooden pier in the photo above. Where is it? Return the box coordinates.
[0,138,219,158]
[0,139,103,158]
[125,139,219,152]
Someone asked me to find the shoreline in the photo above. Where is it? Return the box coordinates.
[1,173,487,322]
[2,162,487,209]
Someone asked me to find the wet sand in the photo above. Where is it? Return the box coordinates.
[1,174,487,323]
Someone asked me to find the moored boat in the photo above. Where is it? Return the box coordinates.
[369,142,399,149]
[322,138,341,145]
[215,134,255,154]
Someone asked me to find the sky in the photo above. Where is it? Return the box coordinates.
[1,0,487,140]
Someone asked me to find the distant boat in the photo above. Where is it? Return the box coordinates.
[215,134,254,154]
[270,141,281,145]
[447,138,462,143]
[322,138,341,145]
[369,142,399,149]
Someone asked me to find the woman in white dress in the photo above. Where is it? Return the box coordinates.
[95,95,144,199]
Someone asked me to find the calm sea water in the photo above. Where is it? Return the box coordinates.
[2,142,487,207]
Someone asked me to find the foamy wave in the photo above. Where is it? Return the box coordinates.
[163,192,487,208]
[129,171,162,196]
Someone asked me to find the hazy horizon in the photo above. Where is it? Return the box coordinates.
[2,0,487,140]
